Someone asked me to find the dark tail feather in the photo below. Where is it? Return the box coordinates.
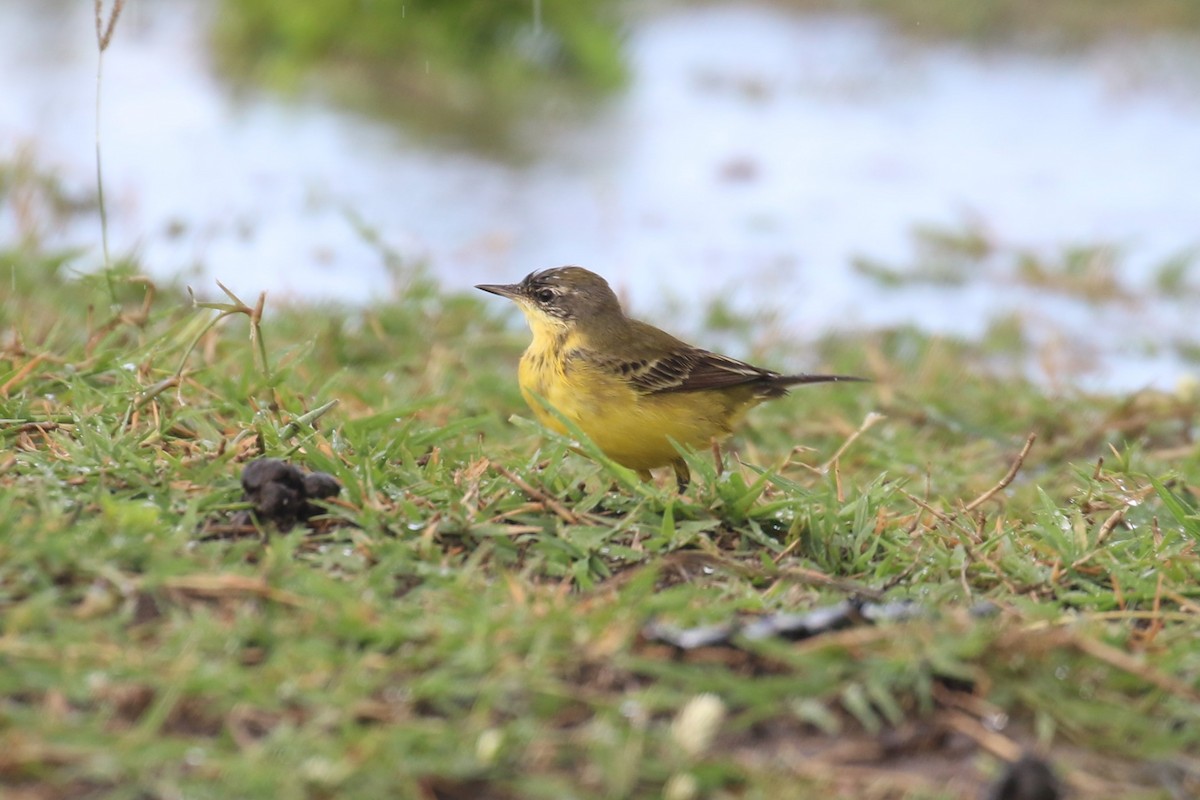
[773,373,869,387]
[755,372,868,399]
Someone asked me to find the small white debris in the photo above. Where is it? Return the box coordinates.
[670,693,726,757]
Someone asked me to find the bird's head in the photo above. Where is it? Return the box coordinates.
[476,266,624,337]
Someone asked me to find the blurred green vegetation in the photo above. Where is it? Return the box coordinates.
[212,0,628,153]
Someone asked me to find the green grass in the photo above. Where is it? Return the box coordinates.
[2,221,1199,798]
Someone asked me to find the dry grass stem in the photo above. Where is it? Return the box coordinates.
[492,463,586,526]
[963,432,1036,512]
[94,0,125,52]
[821,410,885,472]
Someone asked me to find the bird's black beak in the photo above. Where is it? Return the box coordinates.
[475,282,521,299]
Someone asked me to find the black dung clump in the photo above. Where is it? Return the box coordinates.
[238,458,341,530]
[985,754,1061,800]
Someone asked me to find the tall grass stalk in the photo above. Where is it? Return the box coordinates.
[93,0,125,270]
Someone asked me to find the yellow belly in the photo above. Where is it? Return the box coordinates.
[518,347,759,471]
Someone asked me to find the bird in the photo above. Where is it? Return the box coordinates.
[476,267,864,490]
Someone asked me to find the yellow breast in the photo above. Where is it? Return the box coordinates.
[517,332,761,472]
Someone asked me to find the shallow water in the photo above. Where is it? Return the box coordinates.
[1,1,1198,389]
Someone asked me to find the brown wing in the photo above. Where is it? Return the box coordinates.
[571,346,781,395]
[566,315,866,396]
[631,348,780,394]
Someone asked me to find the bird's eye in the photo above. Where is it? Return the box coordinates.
[534,288,555,304]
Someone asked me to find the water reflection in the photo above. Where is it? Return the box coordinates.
[0,1,1197,388]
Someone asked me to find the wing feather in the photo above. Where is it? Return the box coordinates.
[570,346,780,395]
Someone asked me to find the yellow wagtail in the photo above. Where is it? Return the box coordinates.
[477,266,864,490]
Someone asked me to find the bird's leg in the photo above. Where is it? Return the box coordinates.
[671,460,691,494]
[710,439,725,478]
[637,469,653,483]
